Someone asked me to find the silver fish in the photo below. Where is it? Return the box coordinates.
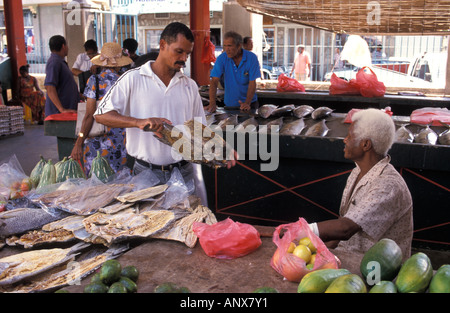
[271,104,296,117]
[205,114,216,126]
[438,122,450,145]
[259,117,283,134]
[217,114,238,131]
[258,104,278,118]
[0,207,69,237]
[414,125,438,145]
[293,105,314,118]
[311,106,333,120]
[280,118,306,136]
[305,119,330,137]
[395,124,414,143]
[235,117,258,133]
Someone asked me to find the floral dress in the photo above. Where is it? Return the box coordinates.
[20,75,45,123]
[82,68,127,176]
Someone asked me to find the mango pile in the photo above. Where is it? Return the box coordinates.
[297,238,450,293]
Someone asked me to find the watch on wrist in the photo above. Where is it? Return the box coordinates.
[79,132,84,138]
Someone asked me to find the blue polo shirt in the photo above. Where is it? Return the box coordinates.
[44,53,79,116]
[210,49,261,107]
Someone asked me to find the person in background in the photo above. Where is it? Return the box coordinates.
[123,38,139,63]
[18,64,45,124]
[333,48,344,70]
[290,44,311,81]
[44,35,79,116]
[372,44,386,64]
[70,42,132,176]
[71,39,98,76]
[243,36,253,51]
[206,31,261,113]
[308,109,413,258]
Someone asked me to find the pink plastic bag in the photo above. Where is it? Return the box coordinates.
[410,107,450,126]
[355,67,386,97]
[276,74,306,92]
[193,218,262,259]
[270,218,339,282]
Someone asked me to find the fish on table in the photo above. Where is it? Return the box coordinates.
[257,104,278,119]
[305,119,330,137]
[311,106,333,120]
[293,105,314,118]
[259,117,284,134]
[271,104,296,117]
[234,117,258,133]
[280,118,306,136]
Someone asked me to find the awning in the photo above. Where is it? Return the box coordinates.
[237,0,450,35]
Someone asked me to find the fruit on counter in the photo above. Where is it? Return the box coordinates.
[119,276,138,293]
[9,177,33,199]
[121,265,139,282]
[154,282,191,293]
[99,259,122,285]
[324,274,367,293]
[56,157,86,183]
[292,244,311,263]
[360,238,403,282]
[108,282,128,293]
[89,151,115,183]
[253,286,279,293]
[37,160,56,189]
[84,282,109,293]
[297,268,351,293]
[428,264,450,293]
[299,237,317,253]
[29,155,46,188]
[369,281,397,293]
[85,260,140,293]
[54,157,67,177]
[287,242,296,253]
[54,289,70,293]
[395,252,433,293]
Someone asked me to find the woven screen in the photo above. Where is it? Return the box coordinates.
[237,0,450,34]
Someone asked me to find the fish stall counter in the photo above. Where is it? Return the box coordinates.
[200,107,450,251]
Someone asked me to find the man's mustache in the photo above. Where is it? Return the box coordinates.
[175,61,186,67]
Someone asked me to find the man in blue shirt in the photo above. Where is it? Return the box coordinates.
[44,35,79,116]
[206,31,261,113]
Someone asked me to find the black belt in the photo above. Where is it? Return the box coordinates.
[136,158,189,171]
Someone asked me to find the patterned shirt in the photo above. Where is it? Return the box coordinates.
[336,156,413,259]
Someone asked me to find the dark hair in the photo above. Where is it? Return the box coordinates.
[224,31,243,46]
[123,38,138,53]
[243,37,252,44]
[160,22,194,44]
[84,39,98,52]
[49,35,66,52]
[19,64,30,73]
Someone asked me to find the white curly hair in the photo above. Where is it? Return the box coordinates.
[351,108,395,156]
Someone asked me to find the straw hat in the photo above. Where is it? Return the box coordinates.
[91,42,133,67]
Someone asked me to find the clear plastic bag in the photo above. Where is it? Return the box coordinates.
[193,218,262,259]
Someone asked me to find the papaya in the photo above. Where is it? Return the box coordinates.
[89,151,115,183]
[99,259,122,285]
[429,264,450,293]
[56,158,86,183]
[360,238,403,283]
[253,287,279,293]
[395,252,433,293]
[108,282,127,293]
[121,265,139,282]
[369,281,397,293]
[29,155,46,188]
[297,268,351,293]
[37,160,56,189]
[324,274,367,293]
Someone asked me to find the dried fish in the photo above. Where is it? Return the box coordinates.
[0,242,90,286]
[9,229,75,249]
[271,104,296,117]
[0,207,69,237]
[115,184,168,203]
[280,118,306,136]
[305,119,330,137]
[5,244,129,293]
[414,125,438,145]
[83,208,188,244]
[311,106,333,120]
[395,124,414,143]
[234,117,258,133]
[258,104,278,118]
[293,105,314,118]
[259,117,283,134]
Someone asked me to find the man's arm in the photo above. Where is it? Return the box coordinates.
[94,110,170,133]
[45,85,77,113]
[238,80,256,112]
[71,68,83,76]
[316,217,361,243]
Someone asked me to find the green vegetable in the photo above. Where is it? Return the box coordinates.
[121,265,139,282]
[29,155,46,188]
[99,259,122,285]
[108,282,127,293]
[37,160,56,189]
[89,151,115,182]
[297,268,351,293]
[325,274,367,293]
[84,282,108,293]
[119,276,138,293]
[428,264,450,293]
[395,252,433,293]
[56,158,86,183]
[369,281,397,293]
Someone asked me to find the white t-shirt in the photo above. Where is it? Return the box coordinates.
[94,61,206,165]
[72,52,93,72]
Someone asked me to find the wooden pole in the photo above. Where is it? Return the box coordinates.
[190,0,211,86]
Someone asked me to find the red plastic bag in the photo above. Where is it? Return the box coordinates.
[201,37,216,64]
[355,66,386,97]
[276,74,306,92]
[192,218,261,259]
[329,73,361,95]
[344,107,393,123]
[410,107,450,126]
[270,218,339,282]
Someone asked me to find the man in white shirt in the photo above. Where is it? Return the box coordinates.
[71,39,98,76]
[94,22,236,204]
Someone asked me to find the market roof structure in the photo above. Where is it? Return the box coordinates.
[237,0,450,35]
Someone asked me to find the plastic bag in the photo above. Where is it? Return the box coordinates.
[344,107,393,124]
[270,218,339,282]
[410,107,450,126]
[201,37,216,64]
[192,218,262,259]
[329,73,361,95]
[276,74,306,92]
[355,66,386,97]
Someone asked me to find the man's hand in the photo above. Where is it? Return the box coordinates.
[205,102,217,113]
[140,117,172,133]
[238,100,251,112]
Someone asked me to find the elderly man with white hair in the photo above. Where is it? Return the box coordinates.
[309,108,413,259]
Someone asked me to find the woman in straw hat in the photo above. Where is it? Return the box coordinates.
[70,42,133,176]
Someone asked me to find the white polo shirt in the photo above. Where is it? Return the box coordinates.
[72,52,93,72]
[94,61,206,165]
